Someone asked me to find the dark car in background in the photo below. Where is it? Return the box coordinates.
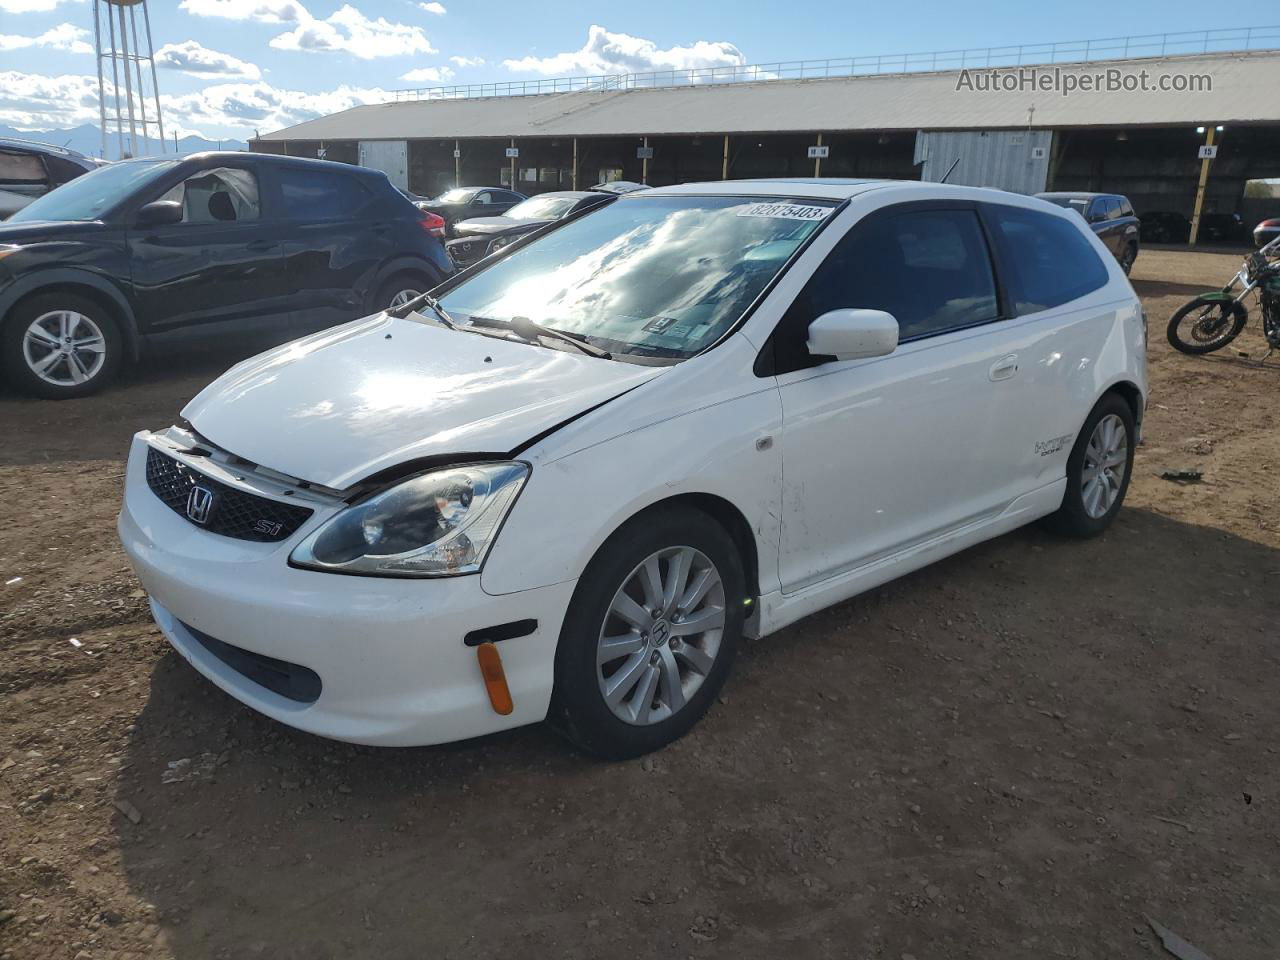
[1036,191,1140,274]
[444,190,613,268]
[1,138,106,220]
[1197,212,1250,244]
[0,152,452,399]
[1139,210,1192,245]
[416,186,526,236]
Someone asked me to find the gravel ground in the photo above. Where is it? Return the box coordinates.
[1,247,1278,960]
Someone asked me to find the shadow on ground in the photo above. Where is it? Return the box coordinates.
[114,509,1280,959]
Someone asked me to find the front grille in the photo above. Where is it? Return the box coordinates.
[145,447,313,543]
[183,621,322,704]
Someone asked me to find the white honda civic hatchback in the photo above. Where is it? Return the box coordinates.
[119,179,1146,758]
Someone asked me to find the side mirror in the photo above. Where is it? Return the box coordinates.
[806,309,899,362]
[136,200,183,227]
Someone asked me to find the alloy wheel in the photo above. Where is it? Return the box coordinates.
[388,289,422,309]
[22,310,107,387]
[1081,413,1128,519]
[596,546,726,726]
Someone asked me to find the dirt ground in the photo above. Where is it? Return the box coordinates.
[1,247,1278,960]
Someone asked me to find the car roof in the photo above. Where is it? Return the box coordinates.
[1037,191,1125,201]
[0,136,95,161]
[643,178,893,201]
[523,191,596,201]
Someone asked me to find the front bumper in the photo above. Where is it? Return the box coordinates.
[118,433,575,746]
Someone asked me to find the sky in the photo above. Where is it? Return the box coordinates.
[0,0,1271,145]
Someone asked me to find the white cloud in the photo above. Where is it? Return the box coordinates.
[0,0,84,12]
[503,24,747,76]
[155,40,262,80]
[181,0,435,59]
[0,69,391,141]
[177,0,306,23]
[449,55,484,67]
[0,22,92,54]
[400,66,454,84]
[419,2,446,14]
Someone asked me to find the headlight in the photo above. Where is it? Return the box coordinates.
[290,462,528,578]
[487,234,517,254]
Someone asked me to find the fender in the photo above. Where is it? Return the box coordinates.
[0,267,142,359]
[366,255,447,313]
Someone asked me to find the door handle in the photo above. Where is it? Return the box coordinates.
[989,354,1019,381]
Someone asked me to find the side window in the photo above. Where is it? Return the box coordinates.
[42,155,88,187]
[0,150,48,187]
[986,204,1110,315]
[776,208,999,370]
[1104,198,1123,220]
[498,191,522,203]
[472,191,493,204]
[159,167,260,223]
[279,169,369,220]
[1118,198,1134,218]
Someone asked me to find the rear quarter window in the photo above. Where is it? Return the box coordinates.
[986,204,1111,315]
[279,167,371,220]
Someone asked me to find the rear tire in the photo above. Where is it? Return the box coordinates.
[1,291,123,399]
[376,272,435,311]
[550,507,744,760]
[1043,393,1135,538]
[1119,243,1137,276]
[1166,297,1245,355]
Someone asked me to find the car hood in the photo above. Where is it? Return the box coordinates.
[182,313,664,490]
[453,216,546,237]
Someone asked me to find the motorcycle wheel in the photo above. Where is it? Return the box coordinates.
[1166,297,1246,355]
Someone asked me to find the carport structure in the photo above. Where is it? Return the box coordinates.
[251,28,1280,239]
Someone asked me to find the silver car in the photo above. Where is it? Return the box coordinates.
[0,138,106,220]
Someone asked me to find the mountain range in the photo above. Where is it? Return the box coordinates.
[0,124,248,160]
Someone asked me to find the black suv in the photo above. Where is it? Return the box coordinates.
[1036,192,1140,275]
[0,152,453,398]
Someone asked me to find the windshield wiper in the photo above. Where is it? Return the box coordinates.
[392,292,456,329]
[467,315,611,360]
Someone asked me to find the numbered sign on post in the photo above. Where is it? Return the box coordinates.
[807,145,830,159]
[505,147,520,158]
[636,146,654,160]
[1198,145,1219,160]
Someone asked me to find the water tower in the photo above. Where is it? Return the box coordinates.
[92,0,165,159]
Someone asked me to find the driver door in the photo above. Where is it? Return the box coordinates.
[770,202,1027,593]
[126,161,287,333]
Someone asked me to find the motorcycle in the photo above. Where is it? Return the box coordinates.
[1166,233,1280,358]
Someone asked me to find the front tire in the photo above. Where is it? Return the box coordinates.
[377,273,435,311]
[1044,394,1135,538]
[1166,297,1245,355]
[550,507,745,760]
[1,292,123,399]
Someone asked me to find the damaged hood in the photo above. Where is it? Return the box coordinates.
[182,313,663,489]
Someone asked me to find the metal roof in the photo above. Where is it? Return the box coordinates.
[258,50,1280,143]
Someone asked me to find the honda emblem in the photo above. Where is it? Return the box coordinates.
[186,485,215,524]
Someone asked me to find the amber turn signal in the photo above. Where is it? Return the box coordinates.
[475,641,514,716]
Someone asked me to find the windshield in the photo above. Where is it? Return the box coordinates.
[9,158,180,222]
[437,195,835,362]
[506,196,577,221]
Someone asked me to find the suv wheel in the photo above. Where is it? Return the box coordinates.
[550,507,744,759]
[2,292,123,399]
[378,274,434,311]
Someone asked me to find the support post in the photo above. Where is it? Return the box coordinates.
[1189,126,1217,246]
[722,135,730,180]
[509,138,516,191]
[641,136,649,185]
[141,0,165,150]
[814,132,823,177]
[92,0,107,159]
[116,2,138,157]
[454,139,460,187]
[572,137,578,190]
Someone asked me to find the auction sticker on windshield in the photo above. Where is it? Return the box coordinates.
[736,202,833,221]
